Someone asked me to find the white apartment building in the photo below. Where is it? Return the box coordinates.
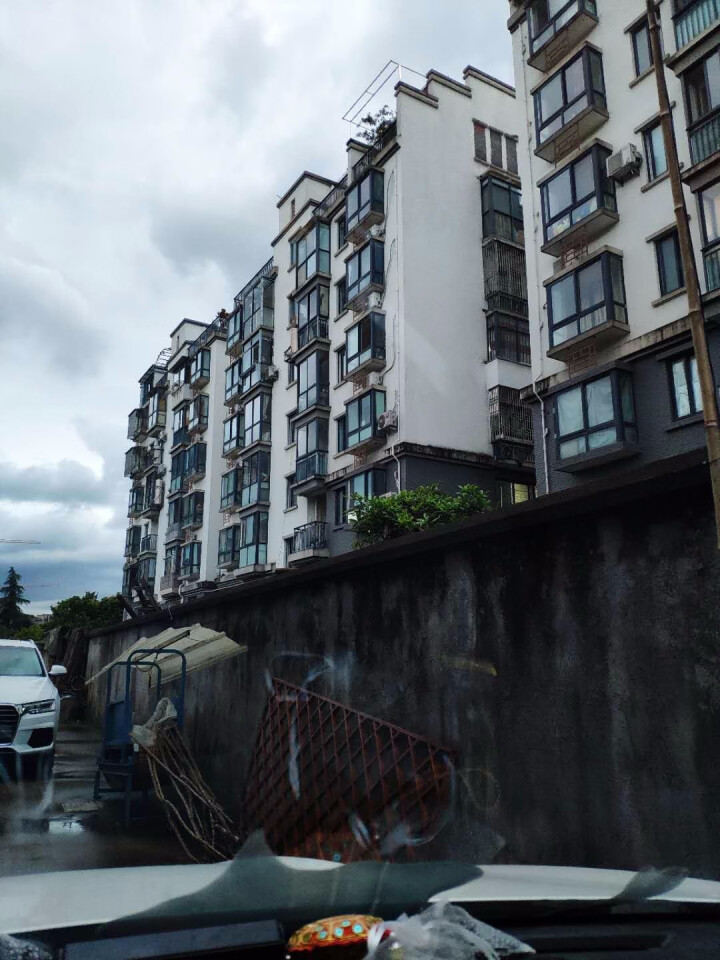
[123,63,536,605]
[509,0,720,492]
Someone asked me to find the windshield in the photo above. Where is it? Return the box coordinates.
[0,648,44,677]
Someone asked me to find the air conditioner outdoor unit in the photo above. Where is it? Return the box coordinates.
[377,409,398,433]
[367,372,384,387]
[606,143,643,184]
[369,224,385,240]
[267,365,280,381]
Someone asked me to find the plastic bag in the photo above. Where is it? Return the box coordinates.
[365,901,534,960]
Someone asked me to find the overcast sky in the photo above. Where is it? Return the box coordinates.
[0,1,513,614]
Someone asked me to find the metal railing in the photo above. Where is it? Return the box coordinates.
[124,447,147,478]
[315,176,348,220]
[127,409,147,441]
[487,314,531,366]
[189,313,228,359]
[235,257,275,306]
[352,120,397,183]
[674,0,720,49]
[488,385,534,445]
[292,521,327,554]
[140,534,158,554]
[298,317,329,350]
[295,452,328,484]
[483,238,528,304]
[704,246,720,292]
[689,110,720,166]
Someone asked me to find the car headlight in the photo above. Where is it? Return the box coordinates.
[20,700,55,716]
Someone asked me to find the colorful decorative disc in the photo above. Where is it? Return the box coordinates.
[288,914,383,952]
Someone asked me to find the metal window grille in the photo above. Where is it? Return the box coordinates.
[490,128,503,168]
[244,678,454,862]
[505,136,518,174]
[473,120,487,162]
[488,385,534,445]
[483,239,528,314]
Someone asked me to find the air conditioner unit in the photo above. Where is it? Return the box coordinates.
[377,409,398,433]
[369,224,385,240]
[606,144,643,184]
[267,365,280,382]
[367,372,384,387]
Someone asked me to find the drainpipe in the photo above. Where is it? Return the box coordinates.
[647,0,720,548]
[532,378,550,495]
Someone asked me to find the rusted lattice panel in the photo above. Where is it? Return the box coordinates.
[244,678,454,862]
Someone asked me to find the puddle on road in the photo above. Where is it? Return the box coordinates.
[48,818,85,835]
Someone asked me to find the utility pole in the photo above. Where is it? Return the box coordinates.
[647,0,720,548]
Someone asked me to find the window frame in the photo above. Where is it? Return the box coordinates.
[241,276,274,342]
[220,467,240,510]
[296,222,331,289]
[336,277,348,315]
[184,442,206,478]
[237,511,269,568]
[481,177,524,244]
[668,353,703,419]
[190,348,210,386]
[188,393,209,432]
[297,350,330,413]
[345,239,385,305]
[346,312,386,373]
[295,418,329,483]
[642,121,668,182]
[339,389,386,451]
[180,541,201,577]
[293,284,330,349]
[654,230,685,296]
[487,312,531,364]
[345,169,384,234]
[239,449,271,508]
[334,468,387,525]
[223,412,243,456]
[540,143,616,244]
[528,0,598,57]
[243,392,271,447]
[554,369,637,461]
[547,251,627,348]
[181,491,204,529]
[534,47,606,148]
[227,306,243,351]
[630,19,653,77]
[286,475,298,509]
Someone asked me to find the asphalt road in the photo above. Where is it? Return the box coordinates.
[0,721,189,877]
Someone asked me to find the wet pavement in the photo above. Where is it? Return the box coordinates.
[0,722,190,877]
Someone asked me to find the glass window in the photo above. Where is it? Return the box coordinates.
[225,362,240,401]
[342,390,386,450]
[346,170,384,233]
[240,450,270,507]
[337,277,348,315]
[701,181,720,245]
[287,410,297,446]
[686,49,720,126]
[556,371,636,459]
[337,216,347,248]
[243,392,271,446]
[631,21,652,77]
[237,511,269,568]
[190,349,210,384]
[295,419,329,482]
[223,413,242,455]
[643,122,668,181]
[346,312,386,373]
[297,351,329,412]
[294,285,329,348]
[337,345,347,383]
[529,0,598,53]
[241,276,275,341]
[335,468,387,524]
[188,394,209,431]
[220,468,240,510]
[548,252,626,345]
[481,178,524,243]
[498,480,535,508]
[541,145,614,243]
[180,542,201,577]
[655,231,684,296]
[296,223,331,287]
[670,354,703,418]
[286,475,297,509]
[534,48,605,146]
[345,240,384,304]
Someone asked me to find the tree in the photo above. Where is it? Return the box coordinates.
[49,592,123,631]
[14,624,46,645]
[355,105,396,144]
[350,484,492,548]
[0,567,31,636]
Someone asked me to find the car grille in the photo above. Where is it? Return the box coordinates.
[0,705,19,745]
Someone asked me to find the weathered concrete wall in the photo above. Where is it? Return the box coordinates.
[89,451,720,876]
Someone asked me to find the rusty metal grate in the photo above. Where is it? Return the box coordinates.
[244,678,454,862]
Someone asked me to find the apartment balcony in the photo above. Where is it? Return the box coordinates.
[526,0,598,73]
[683,110,720,192]
[139,534,158,556]
[127,408,147,442]
[124,446,147,480]
[147,406,167,437]
[704,245,720,292]
[293,452,328,497]
[170,382,193,408]
[188,411,209,437]
[159,573,180,597]
[298,317,330,352]
[140,483,163,518]
[673,0,720,56]
[487,314,531,366]
[184,445,207,484]
[489,386,534,466]
[483,239,528,317]
[351,121,397,184]
[127,488,144,518]
[288,521,329,565]
[165,522,183,542]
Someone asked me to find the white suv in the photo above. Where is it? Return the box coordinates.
[0,638,66,780]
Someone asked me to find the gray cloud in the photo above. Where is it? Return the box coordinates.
[0,460,110,506]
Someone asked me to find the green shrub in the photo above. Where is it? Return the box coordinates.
[350,483,491,548]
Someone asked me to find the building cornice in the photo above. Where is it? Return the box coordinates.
[276,171,336,209]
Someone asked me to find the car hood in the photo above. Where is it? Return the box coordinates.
[2,861,720,936]
[0,675,55,707]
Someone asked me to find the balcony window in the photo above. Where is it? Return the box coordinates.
[548,252,627,347]
[242,276,274,340]
[169,451,185,494]
[244,392,271,446]
[239,330,273,395]
[528,0,597,61]
[180,541,201,578]
[339,389,386,451]
[700,180,720,290]
[655,230,685,296]
[238,511,269,567]
[297,350,330,412]
[669,353,703,418]
[188,394,209,432]
[345,169,384,234]
[345,240,384,305]
[240,450,271,507]
[140,533,158,555]
[181,491,204,528]
[487,313,531,364]
[218,527,235,566]
[335,468,386,525]
[225,362,241,402]
[227,307,243,351]
[685,47,720,164]
[296,419,328,483]
[148,392,166,431]
[125,526,141,558]
[541,144,616,246]
[294,285,329,349]
[296,223,330,288]
[166,497,183,539]
[223,412,243,456]
[346,312,386,373]
[675,0,720,50]
[142,473,160,511]
[128,486,144,514]
[337,215,347,249]
[190,348,210,387]
[336,346,347,383]
[555,370,637,461]
[337,277,348,315]
[172,404,189,448]
[481,178,524,244]
[220,468,240,510]
[534,47,606,148]
[137,556,156,585]
[164,545,181,576]
[630,19,653,77]
[184,442,207,480]
[127,408,147,441]
[643,122,668,181]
